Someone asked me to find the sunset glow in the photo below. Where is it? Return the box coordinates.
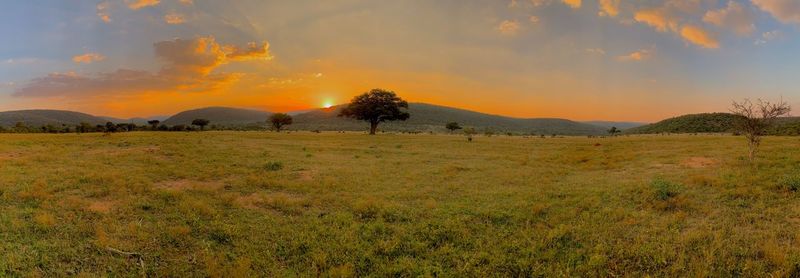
[1,1,800,121]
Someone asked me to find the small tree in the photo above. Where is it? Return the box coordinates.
[147,120,160,130]
[730,98,791,162]
[338,88,410,135]
[269,113,293,132]
[191,119,210,131]
[105,122,117,133]
[607,126,621,136]
[445,122,462,133]
[464,127,476,142]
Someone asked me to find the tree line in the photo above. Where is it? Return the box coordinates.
[0,112,298,134]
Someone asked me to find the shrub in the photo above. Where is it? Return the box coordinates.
[652,178,680,201]
[778,174,800,192]
[264,161,283,171]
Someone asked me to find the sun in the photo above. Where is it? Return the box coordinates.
[322,99,334,108]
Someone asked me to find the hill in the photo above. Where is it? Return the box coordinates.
[102,116,169,125]
[162,107,271,126]
[626,113,800,135]
[625,113,741,134]
[582,121,646,130]
[0,110,107,127]
[292,103,608,135]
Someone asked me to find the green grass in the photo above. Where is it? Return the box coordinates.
[2,132,800,276]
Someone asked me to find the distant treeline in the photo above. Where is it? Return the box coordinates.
[0,121,270,134]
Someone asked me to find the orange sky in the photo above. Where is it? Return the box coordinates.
[1,0,800,122]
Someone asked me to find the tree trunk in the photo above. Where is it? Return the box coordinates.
[369,122,378,135]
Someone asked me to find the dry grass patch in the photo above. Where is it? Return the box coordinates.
[87,200,118,214]
[155,179,224,192]
[681,157,718,168]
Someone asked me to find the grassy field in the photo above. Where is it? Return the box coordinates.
[2,132,800,276]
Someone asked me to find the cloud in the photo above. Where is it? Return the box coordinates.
[72,53,106,64]
[224,42,273,61]
[561,0,581,9]
[598,0,620,17]
[703,1,755,36]
[751,0,800,24]
[164,12,186,24]
[179,0,193,5]
[617,47,654,62]
[755,30,783,45]
[496,20,520,35]
[508,0,518,8]
[15,37,271,98]
[529,16,540,24]
[125,0,160,10]
[96,1,111,23]
[680,24,719,49]
[634,8,679,32]
[585,48,606,55]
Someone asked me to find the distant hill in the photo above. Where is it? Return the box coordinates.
[0,110,107,127]
[625,113,740,134]
[626,113,800,135]
[292,103,608,135]
[583,121,646,130]
[102,116,169,125]
[162,107,271,126]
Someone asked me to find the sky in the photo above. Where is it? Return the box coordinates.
[1,0,799,122]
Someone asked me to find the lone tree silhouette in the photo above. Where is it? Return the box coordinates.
[607,126,620,136]
[339,88,410,135]
[446,122,462,133]
[191,119,210,131]
[147,120,160,130]
[269,113,293,132]
[730,98,791,162]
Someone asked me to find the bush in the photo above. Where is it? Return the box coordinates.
[264,161,283,171]
[652,178,680,201]
[778,174,800,192]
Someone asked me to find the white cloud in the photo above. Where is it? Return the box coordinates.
[497,20,521,35]
[96,1,111,23]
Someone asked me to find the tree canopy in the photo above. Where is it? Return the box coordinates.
[269,113,293,132]
[338,89,410,134]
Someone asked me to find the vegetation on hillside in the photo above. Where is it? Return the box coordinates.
[626,113,741,134]
[627,112,800,136]
[0,110,107,127]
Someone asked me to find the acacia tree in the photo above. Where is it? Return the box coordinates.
[147,120,160,130]
[607,126,620,136]
[446,122,462,133]
[191,119,210,131]
[338,89,410,135]
[730,98,791,162]
[269,113,293,132]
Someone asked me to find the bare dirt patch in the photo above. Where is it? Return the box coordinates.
[155,179,224,192]
[681,157,718,168]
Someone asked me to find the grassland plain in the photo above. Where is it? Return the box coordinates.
[2,132,800,276]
